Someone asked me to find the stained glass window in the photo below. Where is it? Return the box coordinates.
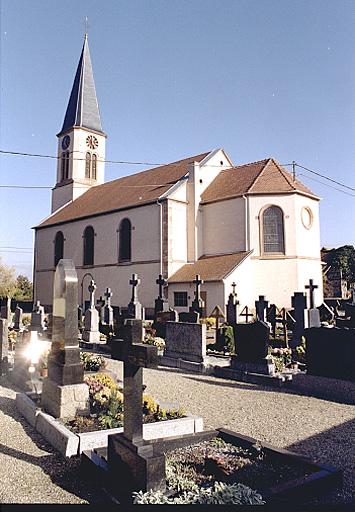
[262,206,285,253]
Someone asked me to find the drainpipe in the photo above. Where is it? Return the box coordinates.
[156,199,163,275]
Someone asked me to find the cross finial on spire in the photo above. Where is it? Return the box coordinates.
[84,16,89,38]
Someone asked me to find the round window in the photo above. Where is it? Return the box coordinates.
[301,207,313,229]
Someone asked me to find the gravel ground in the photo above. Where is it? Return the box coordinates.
[0,364,354,505]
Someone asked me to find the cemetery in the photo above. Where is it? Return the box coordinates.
[0,258,354,504]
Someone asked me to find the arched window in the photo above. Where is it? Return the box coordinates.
[262,206,285,254]
[85,152,91,179]
[92,154,97,180]
[54,231,64,267]
[118,218,132,262]
[83,226,95,266]
[61,154,66,181]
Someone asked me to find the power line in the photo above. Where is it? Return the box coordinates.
[297,173,355,197]
[296,163,355,192]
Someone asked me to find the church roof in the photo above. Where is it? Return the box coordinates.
[37,151,210,228]
[168,251,252,283]
[201,158,318,204]
[59,35,103,136]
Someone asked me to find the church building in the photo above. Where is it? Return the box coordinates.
[33,36,324,315]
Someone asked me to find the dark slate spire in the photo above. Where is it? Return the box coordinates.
[59,35,103,135]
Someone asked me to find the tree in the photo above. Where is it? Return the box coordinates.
[323,245,355,283]
[14,275,33,301]
[0,258,17,298]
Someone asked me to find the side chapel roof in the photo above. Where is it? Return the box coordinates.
[201,158,318,204]
[168,251,252,283]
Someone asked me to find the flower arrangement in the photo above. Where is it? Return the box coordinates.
[269,347,292,372]
[8,330,17,350]
[145,337,165,350]
[80,351,106,372]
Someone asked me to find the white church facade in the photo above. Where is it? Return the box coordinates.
[33,36,324,316]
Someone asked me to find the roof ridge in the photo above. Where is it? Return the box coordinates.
[271,158,297,190]
[246,158,273,192]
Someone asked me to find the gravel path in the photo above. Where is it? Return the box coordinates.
[1,365,354,505]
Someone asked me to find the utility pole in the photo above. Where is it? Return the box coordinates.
[292,161,296,181]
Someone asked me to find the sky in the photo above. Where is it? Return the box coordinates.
[0,0,354,279]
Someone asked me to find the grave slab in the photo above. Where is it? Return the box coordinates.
[165,321,206,363]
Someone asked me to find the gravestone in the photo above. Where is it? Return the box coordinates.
[96,296,105,324]
[179,311,199,323]
[305,326,355,381]
[127,274,144,320]
[164,321,207,363]
[1,297,12,323]
[153,309,178,338]
[255,295,269,323]
[41,259,89,418]
[266,304,277,337]
[231,321,274,375]
[154,274,169,316]
[0,318,9,375]
[13,305,24,331]
[29,300,45,332]
[190,274,204,316]
[82,280,101,344]
[305,279,321,328]
[291,292,307,348]
[108,319,165,499]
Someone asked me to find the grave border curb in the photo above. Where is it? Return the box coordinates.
[15,392,204,458]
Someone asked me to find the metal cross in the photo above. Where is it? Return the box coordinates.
[156,274,166,299]
[88,280,96,309]
[129,274,141,303]
[231,282,237,296]
[84,16,89,37]
[305,279,318,309]
[239,306,254,323]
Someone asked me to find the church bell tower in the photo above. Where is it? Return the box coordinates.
[51,34,106,213]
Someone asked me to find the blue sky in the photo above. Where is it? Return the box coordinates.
[1,0,354,278]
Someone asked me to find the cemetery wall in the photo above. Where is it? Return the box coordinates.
[202,197,246,256]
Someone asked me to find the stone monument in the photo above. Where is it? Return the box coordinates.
[13,305,24,331]
[82,280,101,344]
[29,300,45,332]
[190,274,204,316]
[41,259,89,418]
[305,279,321,328]
[127,274,144,320]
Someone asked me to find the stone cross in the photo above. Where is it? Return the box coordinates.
[305,279,318,309]
[127,274,144,319]
[130,274,140,303]
[102,287,114,327]
[226,291,239,325]
[231,282,237,296]
[82,279,100,344]
[88,280,96,308]
[112,319,158,442]
[190,274,204,315]
[154,274,169,317]
[255,295,269,322]
[156,274,166,300]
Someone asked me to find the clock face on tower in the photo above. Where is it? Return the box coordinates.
[61,135,70,150]
[86,135,99,150]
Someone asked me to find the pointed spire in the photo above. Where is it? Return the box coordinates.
[59,36,103,135]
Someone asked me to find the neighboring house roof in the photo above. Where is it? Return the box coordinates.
[168,251,252,283]
[59,35,103,136]
[37,152,210,228]
[201,158,318,204]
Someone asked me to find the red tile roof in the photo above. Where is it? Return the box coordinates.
[201,158,318,204]
[168,251,252,282]
[37,152,210,228]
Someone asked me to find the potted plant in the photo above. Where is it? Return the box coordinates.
[38,349,49,378]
